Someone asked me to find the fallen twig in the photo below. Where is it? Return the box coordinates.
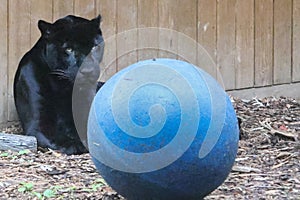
[259,121,297,140]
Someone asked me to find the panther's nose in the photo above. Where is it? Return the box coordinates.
[80,66,94,75]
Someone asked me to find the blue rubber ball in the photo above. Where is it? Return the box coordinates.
[88,58,239,200]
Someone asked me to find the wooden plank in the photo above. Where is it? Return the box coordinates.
[137,0,159,61]
[158,0,178,59]
[53,0,74,20]
[198,0,217,78]
[0,1,8,124]
[30,0,52,45]
[8,0,31,121]
[217,0,236,90]
[293,0,300,82]
[254,0,273,86]
[176,0,197,65]
[116,0,138,71]
[158,0,197,61]
[0,133,37,152]
[96,0,117,81]
[235,0,254,89]
[74,0,96,18]
[274,0,292,84]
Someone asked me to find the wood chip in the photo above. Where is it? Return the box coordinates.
[1,97,299,199]
[232,165,261,173]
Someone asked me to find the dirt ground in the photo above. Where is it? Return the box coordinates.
[0,97,299,200]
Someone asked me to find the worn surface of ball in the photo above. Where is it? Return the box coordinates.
[88,59,239,200]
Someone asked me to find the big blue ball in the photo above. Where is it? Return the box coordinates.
[88,59,239,200]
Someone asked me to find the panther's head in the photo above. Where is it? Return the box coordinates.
[38,15,104,84]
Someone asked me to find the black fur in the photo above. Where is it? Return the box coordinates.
[13,15,104,154]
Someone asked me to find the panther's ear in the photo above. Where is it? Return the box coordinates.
[91,15,102,26]
[38,20,52,38]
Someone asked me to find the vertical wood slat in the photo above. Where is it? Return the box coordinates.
[74,0,96,18]
[158,0,197,62]
[293,0,300,82]
[254,0,273,86]
[137,0,159,61]
[274,0,292,84]
[116,0,138,71]
[2,0,300,125]
[217,0,236,90]
[177,0,197,65]
[30,0,52,46]
[0,1,8,124]
[198,0,217,78]
[97,0,117,81]
[158,0,178,59]
[8,0,31,121]
[53,0,74,20]
[235,0,254,89]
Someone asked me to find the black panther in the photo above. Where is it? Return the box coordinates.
[13,15,104,154]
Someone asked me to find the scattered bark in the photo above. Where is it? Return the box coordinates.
[0,96,299,199]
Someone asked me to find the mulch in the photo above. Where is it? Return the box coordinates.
[0,96,299,199]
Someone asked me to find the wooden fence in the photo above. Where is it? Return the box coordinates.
[0,0,300,125]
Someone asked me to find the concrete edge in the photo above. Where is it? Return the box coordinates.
[227,82,300,101]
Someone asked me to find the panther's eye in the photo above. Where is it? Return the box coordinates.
[65,47,73,54]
